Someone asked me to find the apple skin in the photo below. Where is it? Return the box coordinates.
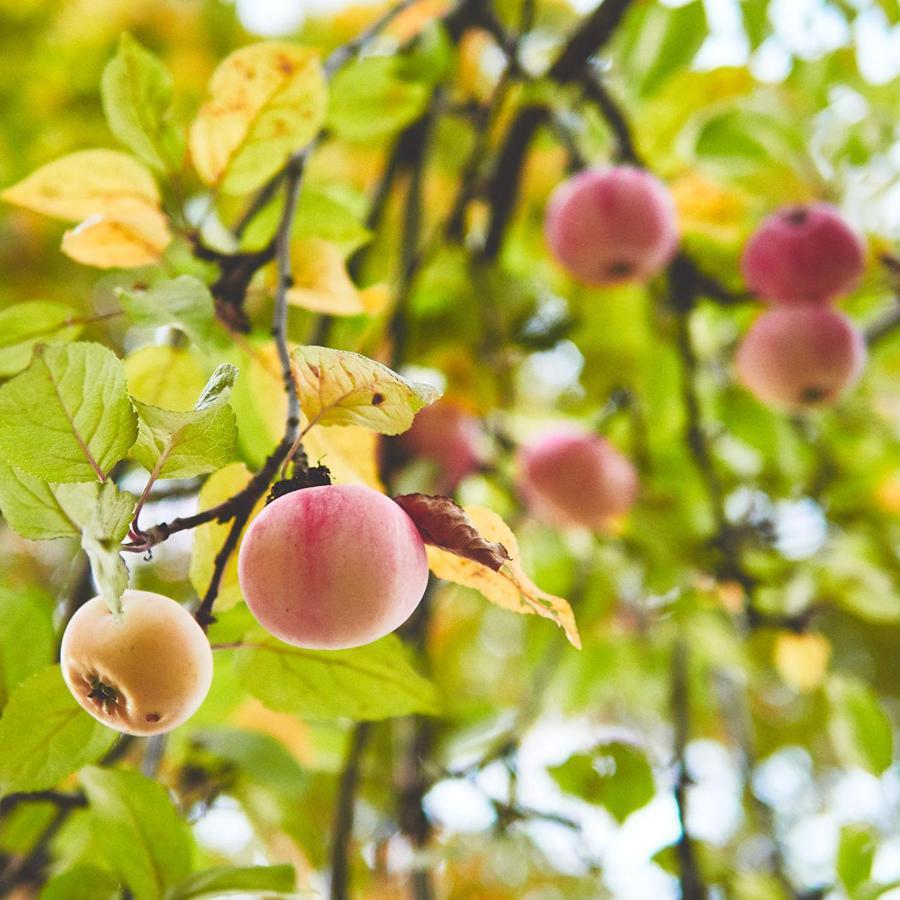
[60,590,213,736]
[398,401,484,492]
[544,165,679,286]
[741,203,865,305]
[516,427,638,530]
[237,484,429,650]
[735,307,866,411]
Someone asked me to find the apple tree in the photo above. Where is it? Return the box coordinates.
[0,0,899,897]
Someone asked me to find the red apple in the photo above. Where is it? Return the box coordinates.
[741,203,865,305]
[544,166,679,286]
[238,484,429,649]
[516,427,638,529]
[736,306,866,411]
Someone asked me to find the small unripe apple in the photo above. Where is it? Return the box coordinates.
[60,590,213,736]
[741,203,865,304]
[544,165,679,286]
[735,307,866,411]
[397,401,484,492]
[516,427,638,529]
[238,484,429,650]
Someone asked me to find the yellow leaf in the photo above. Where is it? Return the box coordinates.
[125,346,209,411]
[359,282,391,315]
[190,42,327,195]
[292,345,440,435]
[427,506,581,648]
[60,205,171,268]
[231,698,315,765]
[303,424,383,490]
[774,632,831,693]
[2,150,161,222]
[189,463,265,611]
[286,237,366,315]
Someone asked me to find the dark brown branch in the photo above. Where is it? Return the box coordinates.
[865,302,900,347]
[329,722,373,900]
[578,71,643,165]
[670,641,708,900]
[480,0,636,261]
[713,672,801,899]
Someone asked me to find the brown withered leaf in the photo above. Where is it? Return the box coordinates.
[393,494,511,571]
[416,504,581,649]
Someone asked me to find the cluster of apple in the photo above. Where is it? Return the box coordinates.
[736,204,866,410]
[544,163,868,412]
[58,167,868,741]
[62,483,433,736]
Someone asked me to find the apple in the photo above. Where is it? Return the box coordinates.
[516,427,638,529]
[238,484,429,649]
[736,306,866,411]
[544,165,679,286]
[60,589,213,736]
[741,203,865,305]
[397,400,484,492]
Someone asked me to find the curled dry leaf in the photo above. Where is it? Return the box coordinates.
[393,493,511,571]
[425,505,581,648]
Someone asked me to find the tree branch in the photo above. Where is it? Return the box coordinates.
[670,640,708,900]
[329,722,373,900]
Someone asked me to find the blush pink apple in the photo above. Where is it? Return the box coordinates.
[60,590,213,736]
[398,401,484,492]
[741,203,865,305]
[237,484,429,649]
[544,165,679,286]
[735,307,866,411]
[516,427,638,529]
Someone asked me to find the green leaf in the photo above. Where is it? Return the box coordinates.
[0,465,134,545]
[827,675,893,775]
[117,276,216,351]
[0,666,117,795]
[81,766,193,900]
[327,56,430,142]
[0,342,137,483]
[0,302,83,376]
[619,0,708,97]
[837,825,877,894]
[125,345,209,411]
[102,32,183,172]
[241,184,372,256]
[740,0,770,48]
[0,588,55,705]
[0,463,81,539]
[233,634,439,720]
[292,345,440,435]
[40,865,121,900]
[131,363,237,479]
[167,864,296,900]
[548,743,655,822]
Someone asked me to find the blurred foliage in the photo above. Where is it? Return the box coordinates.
[0,0,899,898]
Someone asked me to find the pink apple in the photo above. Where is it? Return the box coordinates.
[736,306,866,411]
[741,203,865,305]
[398,401,484,492]
[516,427,638,529]
[237,484,429,649]
[544,166,679,286]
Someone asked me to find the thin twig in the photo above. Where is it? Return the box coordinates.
[330,722,373,900]
[670,640,707,900]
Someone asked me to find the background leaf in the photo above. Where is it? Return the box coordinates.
[0,342,137,483]
[0,667,117,795]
